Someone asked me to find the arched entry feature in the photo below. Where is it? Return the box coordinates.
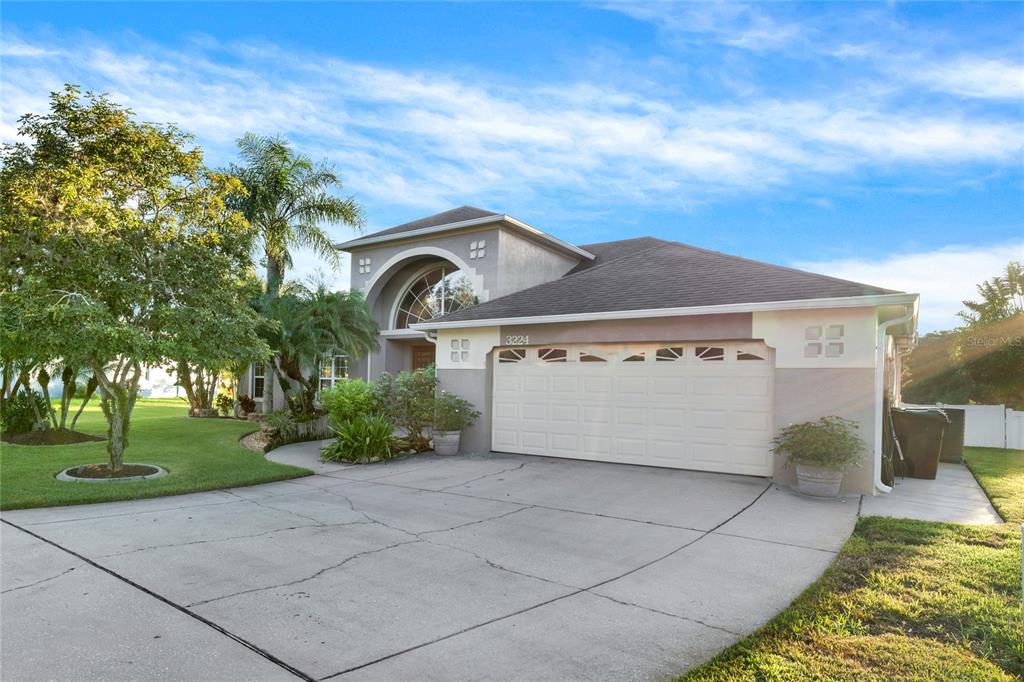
[363,246,487,306]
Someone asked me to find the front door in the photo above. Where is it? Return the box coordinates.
[411,345,435,370]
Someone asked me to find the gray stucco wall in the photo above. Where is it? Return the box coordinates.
[437,365,491,454]
[772,367,877,495]
[500,313,754,346]
[495,230,580,297]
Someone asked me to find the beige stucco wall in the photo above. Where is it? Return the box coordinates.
[772,367,877,495]
[500,313,753,346]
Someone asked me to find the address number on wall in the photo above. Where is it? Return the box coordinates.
[505,335,529,345]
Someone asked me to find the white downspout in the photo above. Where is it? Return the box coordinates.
[874,306,915,494]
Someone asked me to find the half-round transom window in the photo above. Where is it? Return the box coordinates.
[394,266,477,329]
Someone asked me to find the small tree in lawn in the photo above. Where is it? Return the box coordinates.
[0,86,267,471]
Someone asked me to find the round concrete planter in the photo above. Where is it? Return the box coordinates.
[795,464,844,497]
[433,431,461,456]
[57,463,168,483]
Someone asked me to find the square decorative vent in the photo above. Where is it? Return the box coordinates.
[469,240,486,259]
[357,257,371,274]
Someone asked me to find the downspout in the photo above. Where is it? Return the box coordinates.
[874,306,915,494]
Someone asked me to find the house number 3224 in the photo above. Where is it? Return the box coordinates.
[506,335,529,345]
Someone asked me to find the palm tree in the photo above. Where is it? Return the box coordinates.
[260,284,379,416]
[228,133,365,297]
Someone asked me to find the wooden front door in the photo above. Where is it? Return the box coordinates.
[411,345,435,370]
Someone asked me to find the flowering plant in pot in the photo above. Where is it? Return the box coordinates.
[432,391,480,455]
[771,416,865,497]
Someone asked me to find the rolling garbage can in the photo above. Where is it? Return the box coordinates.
[939,408,965,463]
[891,408,949,480]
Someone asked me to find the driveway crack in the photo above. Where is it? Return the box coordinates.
[1,565,80,594]
[437,462,527,492]
[187,539,423,608]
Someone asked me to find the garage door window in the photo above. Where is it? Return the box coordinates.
[539,347,568,363]
[579,351,608,362]
[498,348,526,363]
[656,346,684,362]
[736,347,766,361]
[623,351,646,362]
[696,346,725,361]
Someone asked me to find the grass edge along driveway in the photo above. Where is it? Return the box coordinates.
[0,398,310,510]
[679,447,1024,681]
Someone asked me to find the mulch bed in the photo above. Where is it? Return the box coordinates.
[63,463,160,479]
[2,430,105,446]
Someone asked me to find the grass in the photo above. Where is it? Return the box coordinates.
[680,446,1024,681]
[0,398,311,510]
[964,447,1024,524]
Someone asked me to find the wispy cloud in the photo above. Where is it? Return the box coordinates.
[796,241,1024,332]
[2,30,1020,218]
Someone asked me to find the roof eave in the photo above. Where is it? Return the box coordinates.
[334,215,596,261]
[410,292,921,331]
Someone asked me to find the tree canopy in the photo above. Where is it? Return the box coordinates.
[0,86,268,468]
[226,133,364,297]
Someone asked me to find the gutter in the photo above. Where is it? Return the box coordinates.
[873,303,917,495]
[411,292,920,331]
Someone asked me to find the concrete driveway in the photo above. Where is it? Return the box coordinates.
[1,448,858,681]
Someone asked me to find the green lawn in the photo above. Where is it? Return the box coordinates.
[964,447,1024,524]
[0,398,311,510]
[680,447,1024,681]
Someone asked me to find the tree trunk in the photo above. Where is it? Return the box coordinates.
[32,368,55,431]
[71,375,99,430]
[59,366,77,430]
[99,383,136,472]
[266,255,286,299]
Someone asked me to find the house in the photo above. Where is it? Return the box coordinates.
[245,206,919,496]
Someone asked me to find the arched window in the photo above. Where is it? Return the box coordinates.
[394,265,477,329]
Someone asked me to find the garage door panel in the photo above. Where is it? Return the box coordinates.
[493,342,773,476]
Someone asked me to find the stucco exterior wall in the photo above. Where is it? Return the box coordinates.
[437,365,492,454]
[495,230,580,298]
[752,307,877,369]
[772,367,877,495]
[499,313,753,346]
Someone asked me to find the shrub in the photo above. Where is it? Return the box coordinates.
[321,379,379,428]
[262,409,297,439]
[374,367,436,451]
[321,414,394,463]
[237,394,257,415]
[1,391,50,435]
[772,416,866,469]
[214,392,234,417]
[434,391,480,432]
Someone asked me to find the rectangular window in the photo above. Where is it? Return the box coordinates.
[319,355,349,392]
[251,363,266,401]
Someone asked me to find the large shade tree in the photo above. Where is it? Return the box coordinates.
[0,86,268,470]
[227,133,364,298]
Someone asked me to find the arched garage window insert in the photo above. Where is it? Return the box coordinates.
[394,266,477,329]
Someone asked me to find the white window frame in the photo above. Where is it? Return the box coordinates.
[251,363,267,402]
[318,354,349,393]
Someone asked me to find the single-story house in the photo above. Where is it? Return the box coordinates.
[242,206,919,496]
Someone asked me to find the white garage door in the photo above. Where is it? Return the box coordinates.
[491,341,774,476]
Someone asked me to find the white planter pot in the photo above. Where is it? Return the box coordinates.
[433,431,461,456]
[795,464,844,497]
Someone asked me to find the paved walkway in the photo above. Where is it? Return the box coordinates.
[1,444,859,681]
[859,462,1002,524]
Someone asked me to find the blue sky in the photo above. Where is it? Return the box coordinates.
[2,2,1022,330]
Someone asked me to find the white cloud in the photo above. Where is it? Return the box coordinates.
[905,56,1024,100]
[795,241,1024,332]
[0,37,57,58]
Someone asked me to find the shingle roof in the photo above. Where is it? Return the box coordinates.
[431,237,901,324]
[359,206,499,241]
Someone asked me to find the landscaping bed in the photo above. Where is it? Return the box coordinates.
[679,447,1024,681]
[0,398,310,510]
[1,429,104,446]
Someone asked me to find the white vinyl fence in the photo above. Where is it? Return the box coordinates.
[902,403,1024,449]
